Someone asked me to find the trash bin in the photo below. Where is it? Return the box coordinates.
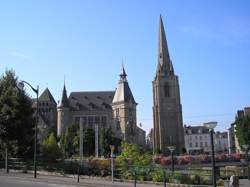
[224,180,230,187]
[229,175,239,187]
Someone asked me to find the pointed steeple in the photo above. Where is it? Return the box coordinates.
[112,64,136,104]
[119,63,127,82]
[157,15,171,75]
[58,82,69,108]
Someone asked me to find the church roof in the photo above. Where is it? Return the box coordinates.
[69,91,115,111]
[58,84,69,108]
[156,15,173,76]
[112,65,136,104]
[39,88,56,104]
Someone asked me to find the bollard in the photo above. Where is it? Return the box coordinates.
[163,170,167,187]
[77,166,80,183]
[134,170,137,187]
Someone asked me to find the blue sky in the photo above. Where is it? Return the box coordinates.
[0,0,250,133]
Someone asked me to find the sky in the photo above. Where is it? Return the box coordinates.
[0,0,250,134]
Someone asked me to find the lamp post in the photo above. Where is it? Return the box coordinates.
[110,145,115,183]
[17,81,39,179]
[168,146,175,173]
[242,144,250,180]
[204,121,217,187]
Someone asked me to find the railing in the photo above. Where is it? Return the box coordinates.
[0,158,248,186]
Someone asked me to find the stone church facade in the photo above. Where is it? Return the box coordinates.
[153,16,185,155]
[57,65,146,147]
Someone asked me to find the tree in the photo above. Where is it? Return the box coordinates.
[73,126,95,156]
[60,125,78,158]
[235,115,250,147]
[100,128,121,157]
[0,70,35,159]
[83,128,95,156]
[41,133,62,162]
[117,142,151,166]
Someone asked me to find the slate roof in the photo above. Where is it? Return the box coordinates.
[68,91,115,111]
[184,125,209,134]
[58,85,69,108]
[112,65,136,104]
[39,88,56,104]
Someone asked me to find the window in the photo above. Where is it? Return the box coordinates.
[116,109,120,117]
[200,142,203,147]
[205,142,208,147]
[189,143,192,147]
[88,116,94,126]
[195,136,198,140]
[200,136,202,140]
[164,83,170,97]
[75,117,80,125]
[129,108,133,117]
[101,116,107,127]
[95,116,100,124]
[195,142,198,147]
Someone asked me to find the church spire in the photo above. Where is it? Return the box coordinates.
[58,82,69,108]
[112,64,136,104]
[157,15,171,75]
[120,63,127,82]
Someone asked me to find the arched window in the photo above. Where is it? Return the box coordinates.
[164,83,170,97]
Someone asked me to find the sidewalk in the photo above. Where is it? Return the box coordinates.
[239,179,250,187]
[0,172,159,187]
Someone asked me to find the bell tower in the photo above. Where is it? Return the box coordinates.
[153,16,184,155]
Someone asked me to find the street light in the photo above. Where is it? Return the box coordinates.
[204,121,217,187]
[17,80,39,179]
[168,146,175,173]
[110,145,115,183]
[242,144,250,180]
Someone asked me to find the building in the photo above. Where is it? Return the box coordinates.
[57,65,146,147]
[152,16,184,155]
[32,88,57,142]
[215,131,228,153]
[184,125,211,154]
[229,107,250,153]
[228,123,236,154]
[184,124,228,154]
[146,128,154,150]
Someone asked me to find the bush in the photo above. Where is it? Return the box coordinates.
[41,133,62,162]
[150,168,165,182]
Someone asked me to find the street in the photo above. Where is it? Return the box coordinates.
[0,173,157,187]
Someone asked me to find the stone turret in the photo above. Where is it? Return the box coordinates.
[112,65,137,143]
[57,83,70,136]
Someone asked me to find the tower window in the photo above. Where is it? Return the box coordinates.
[164,83,170,97]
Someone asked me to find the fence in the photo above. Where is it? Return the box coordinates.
[0,158,248,186]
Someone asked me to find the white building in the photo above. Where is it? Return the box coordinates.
[184,124,229,154]
[215,131,228,153]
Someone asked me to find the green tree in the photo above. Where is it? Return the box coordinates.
[117,142,151,166]
[83,128,95,156]
[41,133,62,162]
[235,115,250,147]
[100,128,121,157]
[68,127,95,157]
[0,70,35,159]
[60,125,78,158]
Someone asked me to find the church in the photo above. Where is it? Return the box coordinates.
[152,16,185,155]
[34,15,185,152]
[56,65,146,147]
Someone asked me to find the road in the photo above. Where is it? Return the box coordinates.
[0,179,72,187]
[0,173,157,187]
[1,172,250,187]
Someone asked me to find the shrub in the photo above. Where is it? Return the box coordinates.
[150,168,165,182]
